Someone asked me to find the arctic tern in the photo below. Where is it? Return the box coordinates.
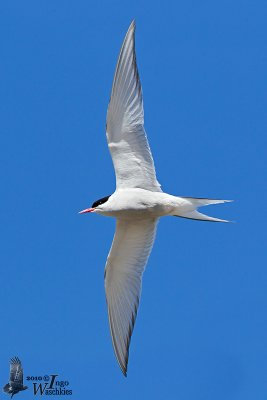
[80,20,231,376]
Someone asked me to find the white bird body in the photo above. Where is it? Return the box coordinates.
[93,189,187,219]
[93,189,230,220]
[80,20,231,376]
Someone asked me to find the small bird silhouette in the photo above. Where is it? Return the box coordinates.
[3,357,28,398]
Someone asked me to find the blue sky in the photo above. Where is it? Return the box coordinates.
[0,1,266,399]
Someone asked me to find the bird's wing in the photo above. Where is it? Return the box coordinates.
[104,218,158,375]
[106,21,161,192]
[9,357,23,386]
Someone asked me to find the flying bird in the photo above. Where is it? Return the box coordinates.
[80,20,231,376]
[3,357,28,398]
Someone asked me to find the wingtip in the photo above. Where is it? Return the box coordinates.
[10,356,20,364]
[128,19,136,34]
[108,308,130,378]
[118,355,128,377]
[130,19,136,28]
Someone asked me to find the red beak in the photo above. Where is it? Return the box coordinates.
[79,208,95,214]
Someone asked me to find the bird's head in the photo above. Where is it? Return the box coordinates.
[79,195,111,214]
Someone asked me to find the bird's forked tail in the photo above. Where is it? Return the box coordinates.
[177,198,233,223]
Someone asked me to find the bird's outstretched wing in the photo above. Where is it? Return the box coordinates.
[9,357,23,386]
[104,218,158,375]
[106,21,161,192]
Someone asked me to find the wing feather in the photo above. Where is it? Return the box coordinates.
[105,218,158,375]
[10,357,23,386]
[106,21,161,192]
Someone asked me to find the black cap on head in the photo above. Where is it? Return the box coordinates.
[92,195,111,208]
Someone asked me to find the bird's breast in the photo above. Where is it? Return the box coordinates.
[96,190,178,219]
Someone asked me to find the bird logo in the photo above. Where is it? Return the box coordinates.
[3,357,28,398]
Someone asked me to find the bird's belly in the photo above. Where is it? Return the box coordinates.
[97,195,177,219]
